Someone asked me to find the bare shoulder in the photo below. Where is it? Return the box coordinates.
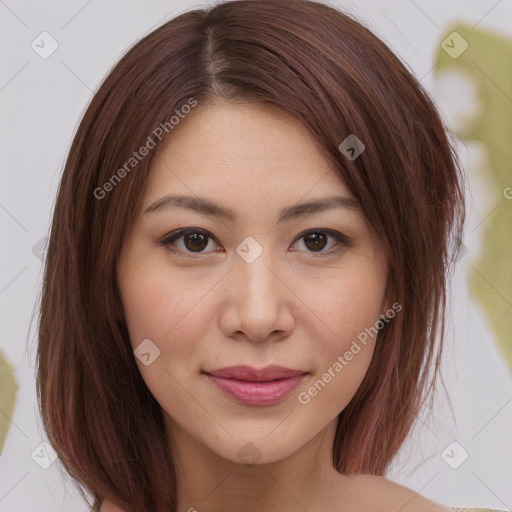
[341,474,451,512]
[98,500,125,512]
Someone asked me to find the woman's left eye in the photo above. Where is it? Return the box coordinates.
[159,228,351,257]
[291,229,352,253]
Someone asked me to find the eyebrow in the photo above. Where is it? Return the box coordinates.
[143,193,360,222]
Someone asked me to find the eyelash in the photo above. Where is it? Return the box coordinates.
[159,228,352,258]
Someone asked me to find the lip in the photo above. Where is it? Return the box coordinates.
[203,365,307,406]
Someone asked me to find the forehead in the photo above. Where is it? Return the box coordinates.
[143,101,353,207]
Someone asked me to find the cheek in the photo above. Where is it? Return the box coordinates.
[296,291,380,416]
[117,262,215,408]
[300,260,386,354]
[294,256,386,410]
[118,258,214,357]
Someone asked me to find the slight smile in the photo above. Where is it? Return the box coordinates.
[202,365,308,406]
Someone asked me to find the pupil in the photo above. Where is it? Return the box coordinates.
[185,233,207,251]
[305,232,327,251]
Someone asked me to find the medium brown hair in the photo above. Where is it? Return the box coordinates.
[35,1,465,510]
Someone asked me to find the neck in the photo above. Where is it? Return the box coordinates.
[164,414,347,512]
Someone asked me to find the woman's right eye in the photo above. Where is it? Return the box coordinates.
[159,228,221,256]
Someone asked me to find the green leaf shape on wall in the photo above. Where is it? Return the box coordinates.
[435,24,512,371]
[0,348,19,455]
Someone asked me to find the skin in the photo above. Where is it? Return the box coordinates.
[113,101,450,512]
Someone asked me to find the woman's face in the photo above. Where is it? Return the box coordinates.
[117,101,388,465]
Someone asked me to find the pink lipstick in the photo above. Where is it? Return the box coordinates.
[203,365,307,406]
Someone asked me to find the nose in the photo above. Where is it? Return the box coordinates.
[219,248,295,343]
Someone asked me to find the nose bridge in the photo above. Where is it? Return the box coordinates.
[224,235,293,341]
[236,235,281,308]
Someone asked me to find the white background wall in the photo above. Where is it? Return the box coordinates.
[1,0,511,510]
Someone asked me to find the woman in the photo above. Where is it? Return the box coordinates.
[36,0,472,510]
